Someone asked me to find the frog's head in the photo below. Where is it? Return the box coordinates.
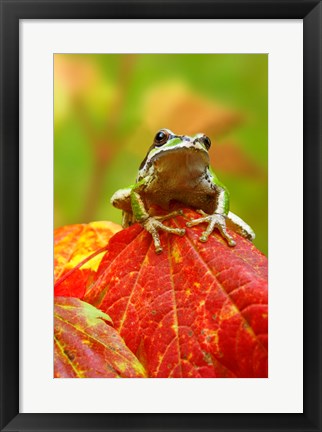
[138,129,211,179]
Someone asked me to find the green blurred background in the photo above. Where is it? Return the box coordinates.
[54,54,268,255]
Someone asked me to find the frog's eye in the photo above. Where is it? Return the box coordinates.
[200,135,211,150]
[154,130,169,146]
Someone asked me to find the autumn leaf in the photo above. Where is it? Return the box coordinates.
[54,221,121,298]
[54,297,147,378]
[84,209,268,378]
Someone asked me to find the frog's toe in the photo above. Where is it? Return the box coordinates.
[186,220,195,228]
[227,238,236,247]
[216,221,236,247]
[155,245,163,254]
[186,216,209,228]
[142,217,186,254]
[159,224,185,236]
[143,220,162,252]
[155,209,184,222]
[177,228,186,236]
[187,213,237,247]
[196,209,208,217]
[199,232,210,242]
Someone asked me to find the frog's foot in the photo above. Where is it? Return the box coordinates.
[227,211,255,241]
[142,212,185,254]
[186,210,236,247]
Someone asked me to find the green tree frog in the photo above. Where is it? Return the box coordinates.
[111,129,255,254]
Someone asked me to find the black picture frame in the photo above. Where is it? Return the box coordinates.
[1,1,321,431]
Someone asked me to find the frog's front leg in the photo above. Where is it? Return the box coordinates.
[131,184,185,254]
[186,187,236,246]
[226,211,255,241]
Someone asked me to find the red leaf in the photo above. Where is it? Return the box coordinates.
[54,221,121,298]
[54,297,147,378]
[84,209,268,378]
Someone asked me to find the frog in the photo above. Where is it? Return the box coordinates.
[111,128,255,254]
